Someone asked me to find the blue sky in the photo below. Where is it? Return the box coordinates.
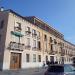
[0,0,75,44]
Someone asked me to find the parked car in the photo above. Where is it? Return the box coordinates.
[44,64,75,75]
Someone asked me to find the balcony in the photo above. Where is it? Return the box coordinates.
[49,50,58,55]
[45,49,52,54]
[59,50,65,56]
[32,33,37,36]
[37,47,41,51]
[68,53,73,56]
[8,42,24,51]
[61,52,65,56]
[25,30,31,34]
[32,47,37,51]
[37,36,40,40]
[25,45,31,50]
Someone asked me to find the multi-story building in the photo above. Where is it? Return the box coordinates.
[0,8,75,70]
[63,40,75,64]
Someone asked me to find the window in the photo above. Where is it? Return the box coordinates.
[46,42,47,50]
[27,27,30,31]
[37,41,41,50]
[44,34,47,41]
[32,29,36,35]
[38,55,41,62]
[0,20,4,29]
[26,54,30,62]
[0,34,1,41]
[50,37,53,42]
[46,56,48,61]
[37,31,40,38]
[27,38,30,46]
[15,22,21,31]
[51,44,53,51]
[33,54,36,62]
[33,40,36,47]
[16,22,21,28]
[25,27,31,35]
[54,39,57,44]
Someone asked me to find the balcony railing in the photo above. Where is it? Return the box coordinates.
[32,33,37,36]
[25,30,31,34]
[61,52,65,56]
[69,54,73,56]
[49,50,58,55]
[37,47,41,51]
[37,36,40,40]
[25,45,31,50]
[50,39,53,43]
[32,47,37,50]
[59,50,65,56]
[8,42,24,51]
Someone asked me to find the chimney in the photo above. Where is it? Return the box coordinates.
[0,7,4,11]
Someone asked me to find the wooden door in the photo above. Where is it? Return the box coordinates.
[10,52,21,69]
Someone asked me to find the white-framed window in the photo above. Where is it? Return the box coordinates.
[44,34,47,41]
[38,55,41,62]
[33,54,36,62]
[50,37,53,42]
[27,38,30,46]
[25,26,31,36]
[32,29,36,34]
[37,41,41,50]
[15,22,21,27]
[33,40,36,47]
[14,22,21,31]
[27,27,30,31]
[37,31,40,37]
[26,54,30,62]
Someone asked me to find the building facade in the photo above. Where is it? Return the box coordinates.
[0,9,75,70]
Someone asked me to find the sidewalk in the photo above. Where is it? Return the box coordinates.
[0,67,47,75]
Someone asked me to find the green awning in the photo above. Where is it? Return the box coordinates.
[11,31,24,37]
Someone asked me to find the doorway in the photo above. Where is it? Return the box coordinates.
[10,52,21,69]
[50,56,54,62]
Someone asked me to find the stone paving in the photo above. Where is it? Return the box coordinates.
[0,67,47,75]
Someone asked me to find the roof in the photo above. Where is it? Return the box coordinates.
[24,16,64,39]
[64,39,75,47]
[1,9,64,39]
[25,16,63,36]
